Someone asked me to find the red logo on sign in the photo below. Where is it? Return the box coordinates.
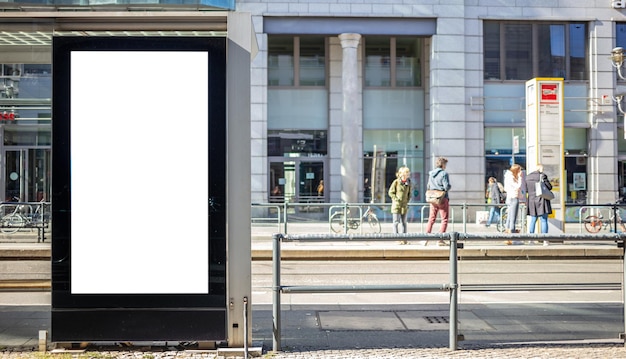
[1,112,15,121]
[540,84,558,102]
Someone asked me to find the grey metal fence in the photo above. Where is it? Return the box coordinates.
[270,231,626,352]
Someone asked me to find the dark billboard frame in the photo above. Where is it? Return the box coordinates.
[51,36,227,342]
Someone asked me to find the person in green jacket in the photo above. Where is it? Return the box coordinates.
[389,166,412,239]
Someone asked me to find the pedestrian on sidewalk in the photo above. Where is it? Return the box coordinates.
[425,157,451,246]
[503,163,525,243]
[485,177,503,227]
[525,163,552,246]
[388,166,412,242]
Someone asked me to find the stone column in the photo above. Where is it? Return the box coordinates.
[339,33,361,204]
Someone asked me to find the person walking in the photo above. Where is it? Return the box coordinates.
[388,166,412,242]
[485,177,503,227]
[525,163,553,246]
[503,163,524,242]
[425,157,451,246]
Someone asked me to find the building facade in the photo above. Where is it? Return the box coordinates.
[236,0,626,223]
[1,1,626,223]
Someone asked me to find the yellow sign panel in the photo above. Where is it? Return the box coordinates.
[525,78,564,230]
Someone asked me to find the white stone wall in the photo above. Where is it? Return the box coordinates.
[239,0,626,205]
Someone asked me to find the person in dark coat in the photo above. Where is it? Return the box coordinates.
[525,164,553,244]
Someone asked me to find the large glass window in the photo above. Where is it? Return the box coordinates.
[299,37,326,86]
[505,23,533,80]
[363,130,423,206]
[616,23,626,51]
[268,36,326,87]
[268,36,294,86]
[537,24,565,78]
[365,37,422,87]
[395,38,421,87]
[483,22,501,80]
[569,23,586,80]
[484,21,588,81]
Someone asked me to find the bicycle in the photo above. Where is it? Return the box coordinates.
[0,200,47,234]
[496,205,523,233]
[330,205,381,234]
[496,207,507,232]
[582,203,626,233]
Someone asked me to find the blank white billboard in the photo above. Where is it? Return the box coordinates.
[70,51,209,294]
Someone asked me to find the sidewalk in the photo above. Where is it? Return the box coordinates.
[251,221,625,260]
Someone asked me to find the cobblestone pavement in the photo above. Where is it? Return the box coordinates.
[4,344,626,358]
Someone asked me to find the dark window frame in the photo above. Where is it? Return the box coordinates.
[268,35,328,88]
[483,21,588,82]
[363,36,423,88]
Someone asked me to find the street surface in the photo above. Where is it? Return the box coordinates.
[3,246,626,358]
[252,259,623,305]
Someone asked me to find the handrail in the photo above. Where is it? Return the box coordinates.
[576,203,626,234]
[254,201,535,235]
[270,231,626,352]
[273,232,460,351]
[251,203,281,233]
[0,201,51,242]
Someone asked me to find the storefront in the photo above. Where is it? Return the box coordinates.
[233,1,626,225]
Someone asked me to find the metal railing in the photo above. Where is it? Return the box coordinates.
[577,203,626,233]
[0,201,51,242]
[270,231,626,352]
[252,201,530,235]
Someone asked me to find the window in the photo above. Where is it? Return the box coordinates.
[483,21,588,81]
[617,23,626,50]
[268,130,327,157]
[268,36,326,87]
[365,37,422,87]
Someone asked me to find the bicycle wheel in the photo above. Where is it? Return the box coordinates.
[365,214,381,234]
[497,211,508,232]
[330,212,346,233]
[1,214,23,234]
[583,215,602,233]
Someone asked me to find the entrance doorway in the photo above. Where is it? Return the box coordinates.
[4,148,51,202]
[269,158,325,204]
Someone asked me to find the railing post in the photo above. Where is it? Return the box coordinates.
[449,232,458,351]
[243,296,249,357]
[343,202,348,234]
[283,202,288,234]
[621,234,626,348]
[272,233,282,352]
[462,203,467,233]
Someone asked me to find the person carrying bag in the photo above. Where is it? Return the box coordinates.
[525,163,553,245]
[424,157,452,246]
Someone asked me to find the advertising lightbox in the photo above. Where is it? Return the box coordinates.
[51,36,227,342]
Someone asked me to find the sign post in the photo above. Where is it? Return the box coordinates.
[525,78,565,231]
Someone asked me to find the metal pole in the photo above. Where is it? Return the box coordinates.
[243,296,249,357]
[343,202,348,234]
[622,236,626,347]
[272,234,282,352]
[462,203,467,233]
[614,204,619,233]
[283,202,288,234]
[449,232,458,351]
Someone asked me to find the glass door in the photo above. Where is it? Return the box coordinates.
[4,148,51,202]
[269,158,325,203]
[299,161,324,202]
[269,161,295,203]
